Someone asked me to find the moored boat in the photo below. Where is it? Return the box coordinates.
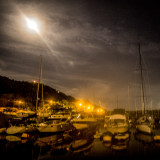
[0,128,6,134]
[16,110,36,118]
[48,111,71,121]
[70,113,97,130]
[135,44,154,135]
[37,119,72,133]
[6,125,26,135]
[136,123,152,134]
[105,113,129,134]
[6,123,37,135]
[6,135,21,142]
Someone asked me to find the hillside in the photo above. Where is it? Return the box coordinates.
[0,75,75,108]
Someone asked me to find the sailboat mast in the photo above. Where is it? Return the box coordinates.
[128,85,130,110]
[138,44,145,116]
[116,96,119,109]
[36,55,43,112]
[41,56,44,108]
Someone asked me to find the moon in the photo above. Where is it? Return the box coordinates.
[25,17,40,34]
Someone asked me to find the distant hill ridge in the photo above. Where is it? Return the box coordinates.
[0,75,75,107]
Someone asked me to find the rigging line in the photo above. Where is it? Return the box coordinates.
[41,55,44,108]
[36,55,43,111]
[134,48,140,111]
[142,55,152,111]
[138,43,145,115]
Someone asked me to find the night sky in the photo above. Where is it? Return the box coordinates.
[1,0,160,110]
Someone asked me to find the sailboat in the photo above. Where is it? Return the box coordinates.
[135,44,153,134]
[6,56,44,135]
[36,55,51,118]
[36,55,48,117]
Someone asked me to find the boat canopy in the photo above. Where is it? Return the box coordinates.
[110,114,126,120]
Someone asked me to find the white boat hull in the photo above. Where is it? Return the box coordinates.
[37,122,71,133]
[6,135,21,142]
[73,123,89,130]
[6,126,26,135]
[136,124,152,134]
[71,117,97,124]
[48,114,71,120]
[38,112,50,118]
[71,117,97,130]
[16,111,35,118]
[107,126,129,134]
[38,125,63,133]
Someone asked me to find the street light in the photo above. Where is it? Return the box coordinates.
[15,100,24,108]
[49,100,53,105]
[33,80,37,84]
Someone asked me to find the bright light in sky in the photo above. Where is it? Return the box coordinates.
[22,14,57,57]
[25,17,40,34]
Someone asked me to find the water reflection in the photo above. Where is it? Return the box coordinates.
[0,123,160,159]
[111,140,129,151]
[134,131,154,144]
[33,133,70,159]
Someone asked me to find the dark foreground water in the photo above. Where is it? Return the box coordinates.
[0,124,160,160]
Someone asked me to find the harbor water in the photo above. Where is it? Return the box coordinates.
[0,122,160,160]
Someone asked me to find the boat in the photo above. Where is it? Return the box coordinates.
[6,135,21,142]
[70,113,97,130]
[6,125,26,135]
[72,123,89,130]
[153,135,160,143]
[0,112,8,134]
[104,109,129,134]
[153,134,160,146]
[0,128,6,134]
[37,112,50,118]
[37,119,72,133]
[6,121,37,135]
[35,55,46,119]
[48,111,71,121]
[135,44,153,134]
[16,110,36,118]
[106,114,129,134]
[3,107,17,119]
[136,116,153,134]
